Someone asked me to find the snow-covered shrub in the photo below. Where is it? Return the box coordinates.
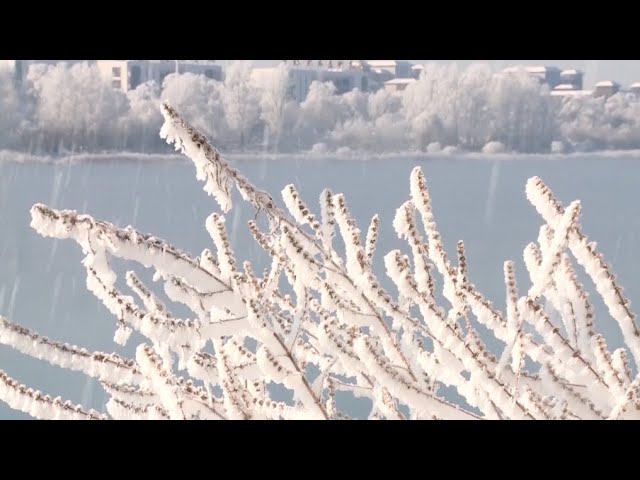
[551,140,566,154]
[426,142,442,153]
[122,81,163,151]
[482,140,506,154]
[1,103,639,420]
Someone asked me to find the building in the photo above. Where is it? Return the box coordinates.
[346,61,391,91]
[560,69,584,90]
[251,66,319,102]
[319,69,368,94]
[503,65,562,89]
[97,60,146,92]
[251,60,417,101]
[526,66,562,89]
[1,60,22,83]
[96,60,222,92]
[288,68,320,100]
[384,77,417,93]
[344,60,415,90]
[252,62,381,102]
[411,64,425,79]
[366,60,414,78]
[593,80,621,97]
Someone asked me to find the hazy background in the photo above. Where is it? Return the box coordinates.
[231,60,640,89]
[4,60,640,155]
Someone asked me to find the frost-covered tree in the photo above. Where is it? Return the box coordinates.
[557,92,640,151]
[160,73,228,148]
[455,63,493,150]
[221,61,261,150]
[123,81,163,151]
[400,64,556,153]
[368,87,403,120]
[487,69,555,153]
[403,63,461,149]
[294,81,355,149]
[26,62,129,153]
[1,103,640,420]
[328,113,408,152]
[325,88,409,152]
[254,63,294,151]
[0,65,27,149]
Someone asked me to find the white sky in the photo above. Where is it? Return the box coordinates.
[221,60,640,89]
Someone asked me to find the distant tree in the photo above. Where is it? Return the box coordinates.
[367,88,402,120]
[487,69,555,153]
[124,81,163,151]
[294,81,354,148]
[558,92,640,151]
[221,61,261,150]
[402,63,460,148]
[161,72,228,148]
[256,63,292,152]
[26,62,129,153]
[455,63,492,150]
[0,65,26,149]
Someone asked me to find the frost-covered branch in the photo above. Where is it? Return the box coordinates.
[0,369,106,420]
[2,102,639,420]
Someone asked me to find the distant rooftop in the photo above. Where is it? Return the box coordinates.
[503,65,561,74]
[554,84,577,91]
[550,89,593,97]
[128,60,217,65]
[367,60,413,68]
[595,80,620,87]
[527,65,560,73]
[385,78,417,85]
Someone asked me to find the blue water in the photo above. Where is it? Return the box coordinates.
[0,153,639,419]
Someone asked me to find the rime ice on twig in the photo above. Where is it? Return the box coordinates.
[0,369,106,420]
[526,176,640,370]
[0,316,142,385]
[160,101,278,220]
